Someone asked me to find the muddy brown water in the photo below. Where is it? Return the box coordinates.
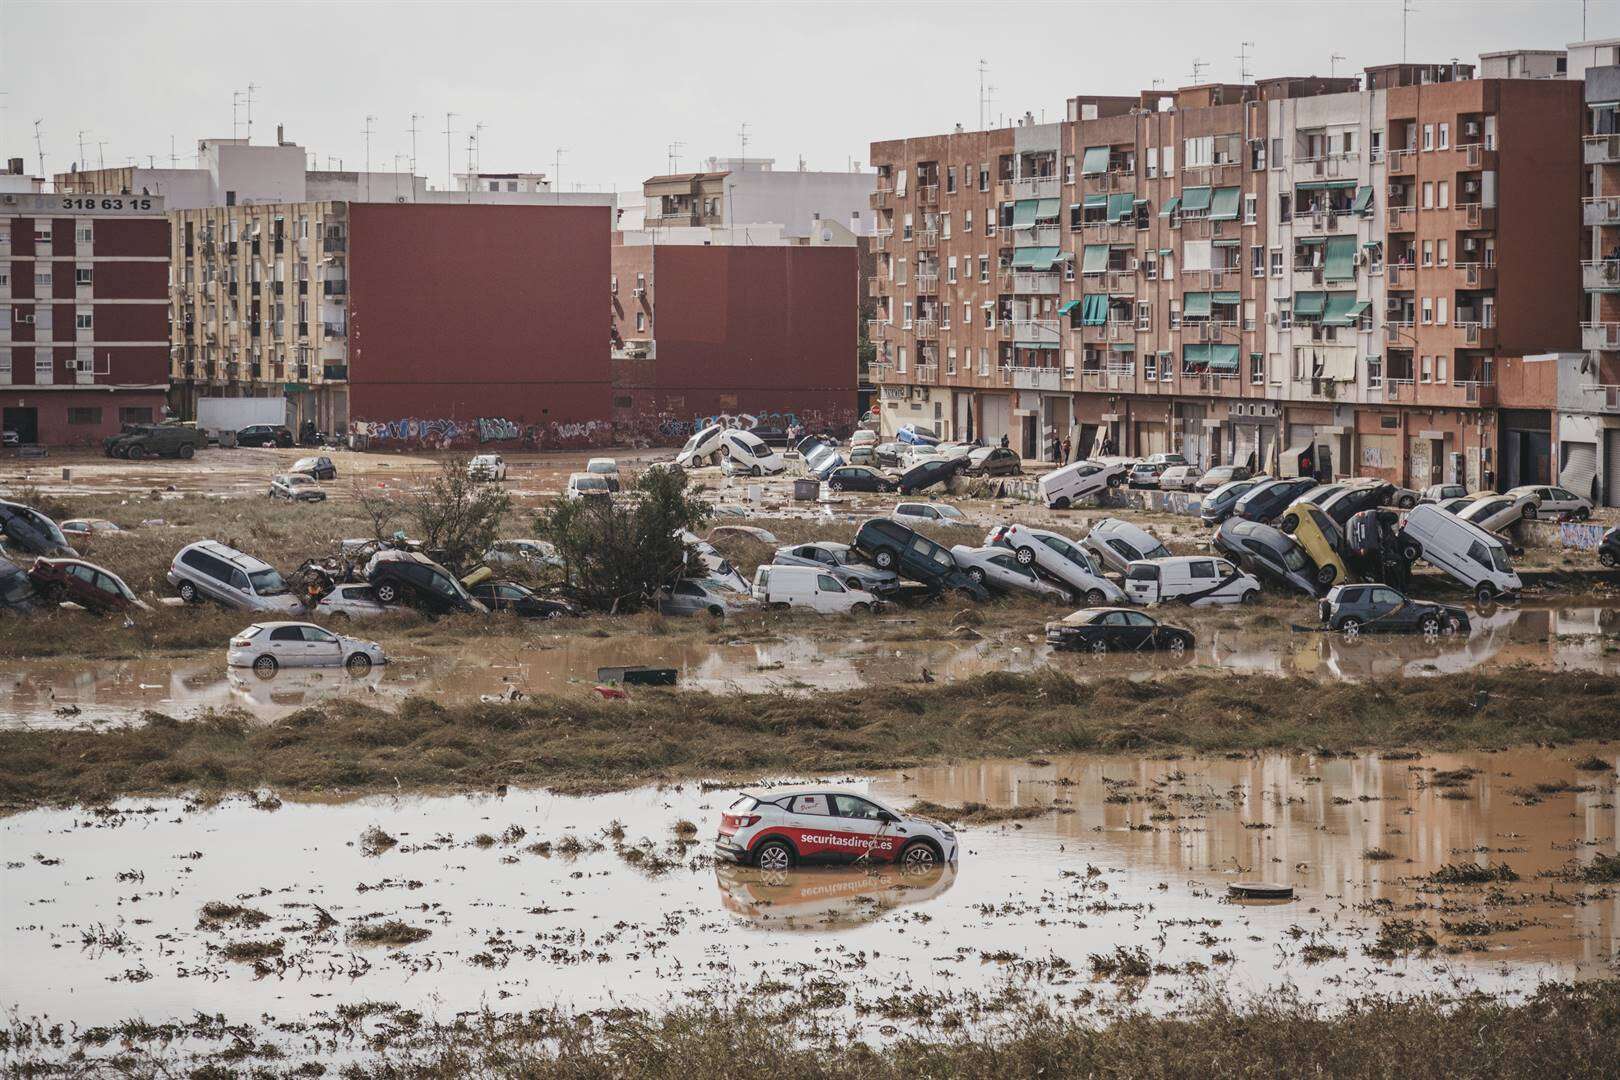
[2,748,1615,1046]
[4,601,1616,731]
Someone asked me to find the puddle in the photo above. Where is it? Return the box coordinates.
[4,602,1617,731]
[2,747,1615,1046]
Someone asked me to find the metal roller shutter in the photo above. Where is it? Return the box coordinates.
[1559,442,1598,503]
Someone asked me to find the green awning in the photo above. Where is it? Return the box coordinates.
[1249,352,1263,362]
[1158,196,1181,218]
[1183,291,1213,317]
[1295,235,1327,245]
[1107,192,1135,221]
[1011,246,1059,270]
[1081,146,1110,175]
[1212,291,1240,305]
[1112,342,1136,352]
[1057,298,1081,315]
[1183,344,1209,363]
[1212,237,1241,246]
[1180,186,1212,213]
[1324,235,1357,282]
[1295,180,1358,192]
[1157,248,1174,255]
[1209,186,1241,220]
[1081,245,1108,273]
[1035,198,1061,219]
[1081,294,1108,326]
[1321,293,1365,327]
[1084,194,1107,208]
[1352,185,1375,214]
[1012,199,1039,227]
[1207,344,1240,371]
[1293,291,1326,316]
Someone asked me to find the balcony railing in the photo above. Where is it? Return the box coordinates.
[914,362,938,383]
[1585,134,1620,165]
[1582,321,1620,350]
[1580,383,1620,411]
[916,230,939,251]
[1456,379,1497,406]
[1012,318,1061,344]
[1455,142,1488,167]
[917,183,940,206]
[1387,148,1415,173]
[1584,197,1620,226]
[1009,365,1062,390]
[870,187,890,208]
[1457,262,1497,288]
[1455,321,1495,347]
[914,318,938,339]
[873,231,890,251]
[914,271,939,292]
[1388,205,1416,231]
[865,318,888,340]
[1387,263,1415,287]
[1385,320,1415,343]
[1012,270,1061,295]
[1013,176,1060,200]
[1583,260,1620,290]
[322,321,347,338]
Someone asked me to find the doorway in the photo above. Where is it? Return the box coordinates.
[3,407,39,445]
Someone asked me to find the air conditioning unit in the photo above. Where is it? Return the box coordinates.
[18,313,34,324]
[1387,184,1402,198]
[632,287,645,297]
[1464,121,1481,136]
[1129,258,1140,271]
[1265,311,1279,325]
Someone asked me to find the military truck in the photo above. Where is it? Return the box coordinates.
[104,423,206,460]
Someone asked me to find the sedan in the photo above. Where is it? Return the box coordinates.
[27,557,149,613]
[58,518,124,538]
[894,501,972,528]
[228,621,386,677]
[825,465,897,493]
[1420,484,1469,504]
[896,458,962,494]
[1458,492,1539,533]
[1232,477,1319,524]
[1316,481,1393,526]
[1128,462,1167,489]
[1199,478,1264,526]
[962,446,1022,477]
[659,577,755,617]
[0,500,77,557]
[1213,517,1319,597]
[1045,607,1194,655]
[949,545,1069,601]
[872,442,908,469]
[1156,465,1200,492]
[290,455,337,480]
[471,580,578,618]
[1195,465,1251,492]
[1319,584,1470,639]
[313,583,387,620]
[1506,485,1592,521]
[772,541,899,593]
[269,473,327,501]
[237,424,294,448]
[985,523,1123,606]
[484,539,564,570]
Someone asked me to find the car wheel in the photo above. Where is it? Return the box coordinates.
[1106,475,1123,489]
[1085,588,1106,606]
[829,481,843,493]
[1340,617,1362,640]
[375,582,399,604]
[1240,589,1259,605]
[1398,495,1417,509]
[1400,539,1422,562]
[1167,635,1188,656]
[1051,496,1071,510]
[1280,513,1299,532]
[707,605,725,617]
[873,548,897,571]
[850,601,872,615]
[899,840,937,870]
[1522,504,1537,519]
[754,839,795,871]
[252,654,278,679]
[178,581,199,604]
[545,609,564,620]
[1573,507,1590,522]
[751,465,762,477]
[126,445,146,460]
[1419,615,1441,637]
[967,567,986,585]
[345,653,372,675]
[1315,564,1337,587]
[1600,550,1617,568]
[1445,615,1463,635]
[1089,638,1109,655]
[1475,584,1496,606]
[1014,546,1036,567]
[178,444,196,460]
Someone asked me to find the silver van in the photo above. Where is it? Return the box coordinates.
[167,540,303,613]
[1398,504,1522,604]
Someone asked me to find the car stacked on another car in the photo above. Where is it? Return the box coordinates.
[1277,501,1350,589]
[851,518,990,600]
[1232,477,1320,525]
[290,455,337,480]
[1505,484,1591,520]
[365,549,488,615]
[895,457,960,494]
[1081,518,1172,574]
[1199,477,1265,526]
[0,500,78,557]
[168,540,304,613]
[269,473,327,501]
[985,523,1123,606]
[1458,490,1540,533]
[1037,459,1129,509]
[893,501,973,528]
[719,430,786,477]
[1194,464,1251,492]
[1045,607,1194,655]
[772,542,899,594]
[1213,518,1320,597]
[949,545,1070,601]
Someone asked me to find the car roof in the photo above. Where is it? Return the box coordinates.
[250,620,317,630]
[183,539,273,570]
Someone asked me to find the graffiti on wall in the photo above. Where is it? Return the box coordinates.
[352,404,857,451]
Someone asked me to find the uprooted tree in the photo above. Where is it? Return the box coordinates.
[402,456,511,572]
[535,466,709,612]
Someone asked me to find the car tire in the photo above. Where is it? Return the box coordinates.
[1445,615,1463,635]
[1051,496,1071,510]
[1420,614,1441,637]
[178,444,196,460]
[1085,588,1107,606]
[851,601,871,615]
[1089,638,1109,655]
[252,655,278,679]
[126,445,146,460]
[873,547,897,571]
[178,581,199,604]
[898,840,938,870]
[754,838,795,871]
[829,481,843,493]
[707,605,725,618]
[1398,495,1416,509]
[1339,617,1362,640]
[1107,475,1123,489]
[1600,550,1617,568]
[1240,590,1259,605]
[545,609,564,620]
[1167,635,1188,656]
[345,653,372,675]
[1280,513,1299,532]
[751,465,762,477]
[1522,504,1537,520]
[1315,565,1337,587]
[375,582,399,604]
[1400,539,1422,562]
[1475,584,1496,606]
[967,567,986,585]
[1014,545,1036,567]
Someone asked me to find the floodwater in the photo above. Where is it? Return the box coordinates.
[2,748,1615,1051]
[3,601,1617,730]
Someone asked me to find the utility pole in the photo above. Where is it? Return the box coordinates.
[1236,41,1254,83]
[1330,52,1346,78]
[97,140,107,171]
[363,115,375,201]
[1402,0,1415,64]
[443,112,456,193]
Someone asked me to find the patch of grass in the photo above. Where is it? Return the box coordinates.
[1429,862,1519,885]
[1574,755,1614,772]
[197,902,270,930]
[218,938,284,962]
[347,920,431,947]
[1364,848,1398,861]
[1365,919,1437,960]
[908,800,1051,825]
[358,825,397,856]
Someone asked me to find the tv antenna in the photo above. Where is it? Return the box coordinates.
[738,121,749,160]
[978,58,989,130]
[553,146,567,193]
[363,115,376,200]
[33,119,45,179]
[443,112,457,192]
[1330,52,1346,78]
[408,113,422,175]
[1236,41,1254,83]
[667,139,684,173]
[97,140,108,171]
[244,83,259,140]
[1402,0,1415,63]
[1190,58,1209,84]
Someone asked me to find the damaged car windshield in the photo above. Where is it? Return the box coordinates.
[249,568,289,595]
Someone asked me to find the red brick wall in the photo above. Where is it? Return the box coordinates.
[93,260,168,300]
[347,203,611,435]
[91,218,169,258]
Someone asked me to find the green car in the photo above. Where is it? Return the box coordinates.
[104,424,206,460]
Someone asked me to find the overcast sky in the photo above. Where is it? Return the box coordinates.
[5,0,1617,191]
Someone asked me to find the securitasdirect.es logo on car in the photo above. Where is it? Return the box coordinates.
[795,831,897,850]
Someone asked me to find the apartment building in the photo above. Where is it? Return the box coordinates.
[642,157,876,238]
[868,61,1583,489]
[1,184,170,445]
[170,201,612,437]
[1576,60,1620,505]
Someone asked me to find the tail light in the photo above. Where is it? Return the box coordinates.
[231,637,253,648]
[720,813,760,833]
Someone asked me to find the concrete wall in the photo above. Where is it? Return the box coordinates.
[202,140,308,206]
[725,170,876,237]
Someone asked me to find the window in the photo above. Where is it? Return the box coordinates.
[1184,135,1213,168]
[1169,300,1181,329]
[902,301,913,328]
[1280,306,1293,330]
[1436,297,1448,325]
[1438,122,1450,149]
[75,312,93,330]
[1421,240,1434,266]
[946,165,957,194]
[964,209,973,233]
[75,267,93,286]
[1243,193,1257,224]
[791,793,831,816]
[67,407,102,425]
[942,213,952,240]
[1162,253,1174,280]
[35,348,53,383]
[1243,298,1257,331]
[1370,130,1383,159]
[964,302,971,325]
[1420,354,1433,382]
[1279,193,1292,223]
[897,257,907,286]
[34,228,51,244]
[1435,353,1448,382]
[1422,124,1434,150]
[831,794,885,820]
[947,255,958,283]
[946,346,957,374]
[902,213,913,241]
[1437,238,1449,266]
[1422,182,1434,209]
[1421,297,1433,324]
[635,311,645,332]
[978,256,989,283]
[35,269,51,288]
[1250,245,1264,277]
[1136,301,1151,330]
[1366,354,1382,389]
[1146,146,1159,178]
[978,347,990,375]
[35,306,51,330]
[75,225,92,244]
[1144,350,1158,380]
[1270,248,1284,278]
[897,346,908,373]
[1251,351,1265,385]
[979,163,989,191]
[1063,155,1075,184]
[1162,145,1174,177]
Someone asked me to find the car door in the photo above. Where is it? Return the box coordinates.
[989,553,1036,593]
[267,625,307,665]
[1184,559,1221,604]
[815,573,848,613]
[1125,611,1166,648]
[829,794,900,862]
[91,570,126,609]
[780,793,839,860]
[1101,610,1144,648]
[1366,586,1409,628]
[301,625,344,665]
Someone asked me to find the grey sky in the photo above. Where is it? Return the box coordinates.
[4,0,1616,191]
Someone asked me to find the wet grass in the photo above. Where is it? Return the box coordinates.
[10,980,1619,1077]
[1428,862,1520,885]
[3,669,1619,809]
[908,800,1051,825]
[347,920,431,947]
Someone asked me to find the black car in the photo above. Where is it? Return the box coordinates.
[365,550,488,615]
[962,446,1022,478]
[1232,477,1319,524]
[290,455,337,480]
[1317,482,1394,527]
[1600,525,1620,569]
[237,424,295,448]
[471,580,578,619]
[1345,508,1414,586]
[750,426,790,449]
[825,465,896,494]
[1213,517,1318,597]
[0,555,38,613]
[0,500,77,557]
[873,442,908,469]
[851,518,989,600]
[896,457,962,495]
[1045,607,1193,655]
[1318,584,1469,638]
[1199,478,1264,526]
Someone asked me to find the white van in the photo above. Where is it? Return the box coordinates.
[1398,503,1522,603]
[1124,556,1260,607]
[1037,459,1129,509]
[751,564,880,614]
[718,430,785,476]
[676,424,726,468]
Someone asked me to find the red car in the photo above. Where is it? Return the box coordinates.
[28,557,150,613]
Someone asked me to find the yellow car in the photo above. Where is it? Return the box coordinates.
[1279,500,1350,591]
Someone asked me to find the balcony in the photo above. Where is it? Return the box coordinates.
[873,230,891,251]
[914,362,938,383]
[1584,197,1620,226]
[916,230,938,251]
[1009,365,1062,390]
[1387,263,1416,288]
[865,318,888,341]
[323,321,348,338]
[1457,262,1497,289]
[324,279,347,296]
[1585,134,1620,165]
[1081,364,1136,391]
[1013,176,1060,200]
[1187,319,1238,342]
[1301,210,1357,234]
[867,277,885,298]
[1385,320,1416,344]
[1013,318,1061,345]
[1454,321,1496,349]
[1583,260,1620,290]
[1012,270,1061,295]
[914,318,938,339]
[870,186,891,208]
[1387,148,1416,174]
[1387,205,1416,231]
[1024,223,1062,247]
[322,237,346,253]
[917,183,940,207]
[1454,142,1492,168]
[1582,321,1620,350]
[914,271,939,292]
[1580,383,1620,412]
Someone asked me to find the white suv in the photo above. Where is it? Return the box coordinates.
[715,788,958,871]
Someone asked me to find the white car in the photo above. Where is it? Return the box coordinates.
[676,424,726,468]
[719,430,785,476]
[658,576,757,617]
[679,530,750,593]
[772,541,899,593]
[752,564,882,614]
[984,523,1123,605]
[1399,503,1522,603]
[313,582,387,620]
[1156,465,1200,492]
[484,538,563,569]
[949,544,1070,600]
[227,621,387,677]
[585,457,621,491]
[1083,518,1173,574]
[1458,491,1540,533]
[268,473,326,501]
[714,788,958,870]
[566,473,613,500]
[1037,459,1129,509]
[468,454,508,481]
[1505,484,1591,520]
[1123,555,1260,606]
[849,429,879,449]
[893,501,972,528]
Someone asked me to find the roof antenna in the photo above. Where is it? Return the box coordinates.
[1236,41,1254,83]
[1330,52,1346,79]
[1190,58,1209,84]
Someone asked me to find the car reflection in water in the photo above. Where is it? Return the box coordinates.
[226,664,386,708]
[715,860,957,932]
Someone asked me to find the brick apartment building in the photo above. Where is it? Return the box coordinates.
[1,184,170,445]
[868,60,1589,494]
